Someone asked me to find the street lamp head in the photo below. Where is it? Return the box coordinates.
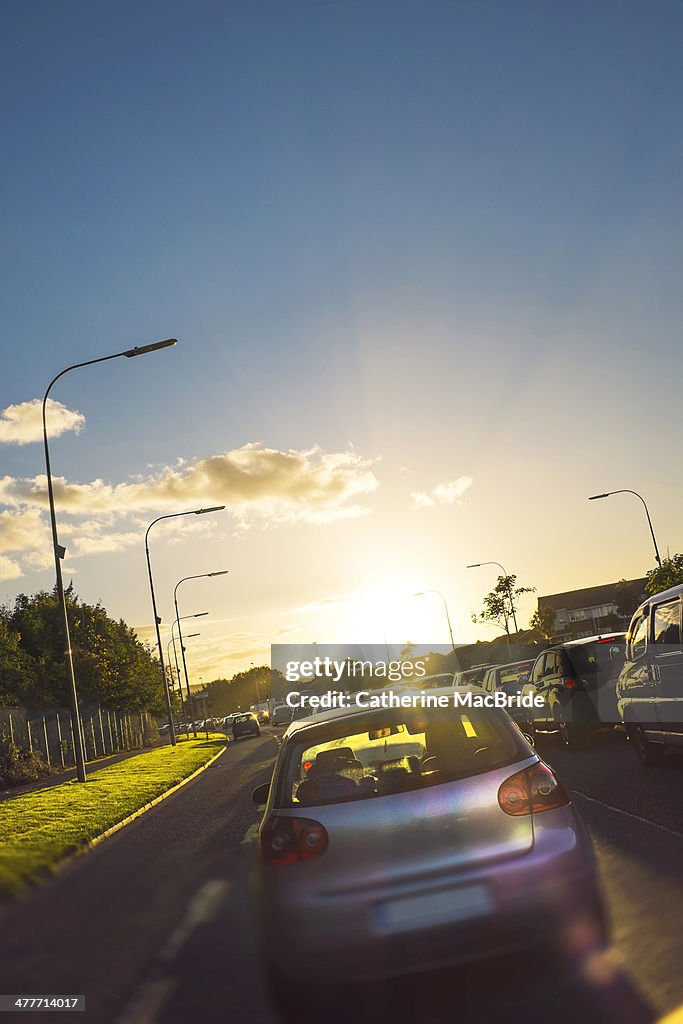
[466,564,481,568]
[123,339,177,358]
[194,505,226,515]
[413,591,424,597]
[186,632,201,639]
[588,493,609,500]
[209,570,229,577]
[193,611,209,618]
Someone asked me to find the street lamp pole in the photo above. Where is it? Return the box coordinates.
[413,590,456,651]
[145,511,225,747]
[588,490,662,567]
[42,338,177,782]
[466,561,519,634]
[174,570,228,738]
[171,612,208,736]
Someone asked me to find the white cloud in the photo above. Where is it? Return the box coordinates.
[411,475,473,509]
[0,555,23,581]
[0,443,379,526]
[0,443,380,577]
[0,399,85,445]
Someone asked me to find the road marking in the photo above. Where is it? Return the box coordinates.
[116,977,176,1024]
[572,790,683,840]
[116,879,230,1024]
[159,878,231,963]
[241,822,260,845]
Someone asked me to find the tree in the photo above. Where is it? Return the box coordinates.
[471,575,535,636]
[528,605,556,640]
[614,579,645,618]
[645,554,683,597]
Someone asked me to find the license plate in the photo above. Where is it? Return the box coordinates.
[373,884,492,935]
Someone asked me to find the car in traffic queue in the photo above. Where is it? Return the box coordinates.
[271,704,294,727]
[232,712,261,741]
[452,665,492,687]
[617,583,683,764]
[527,634,625,747]
[480,659,537,736]
[251,687,606,1020]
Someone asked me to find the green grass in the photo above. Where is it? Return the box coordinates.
[0,735,226,897]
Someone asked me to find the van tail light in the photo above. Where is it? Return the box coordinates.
[498,762,570,816]
[260,816,329,865]
[564,677,577,689]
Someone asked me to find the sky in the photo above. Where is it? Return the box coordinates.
[2,0,683,682]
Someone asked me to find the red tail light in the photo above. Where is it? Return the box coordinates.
[260,816,329,865]
[564,677,577,689]
[498,762,569,816]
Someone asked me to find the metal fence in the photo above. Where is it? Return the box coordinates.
[0,704,160,769]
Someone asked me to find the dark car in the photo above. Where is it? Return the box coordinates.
[528,634,626,746]
[232,712,261,741]
[617,584,683,764]
[480,659,536,734]
[271,705,294,727]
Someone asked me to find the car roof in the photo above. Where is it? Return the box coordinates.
[281,684,488,740]
[632,583,683,613]
[549,633,626,650]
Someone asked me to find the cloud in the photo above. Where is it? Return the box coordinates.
[411,475,473,509]
[0,555,23,581]
[0,443,379,526]
[0,444,380,577]
[0,399,85,445]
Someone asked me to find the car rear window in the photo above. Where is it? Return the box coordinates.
[276,707,528,808]
[566,641,624,679]
[234,714,253,723]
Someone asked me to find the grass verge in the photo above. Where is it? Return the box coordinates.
[0,735,226,897]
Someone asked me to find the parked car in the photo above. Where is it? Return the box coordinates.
[271,704,294,727]
[252,688,606,1020]
[452,665,493,687]
[528,634,625,746]
[480,659,536,734]
[617,583,683,763]
[232,712,261,741]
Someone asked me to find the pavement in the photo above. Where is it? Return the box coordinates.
[0,726,681,1023]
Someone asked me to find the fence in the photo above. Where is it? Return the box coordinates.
[0,704,160,769]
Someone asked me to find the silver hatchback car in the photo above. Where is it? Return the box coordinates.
[252,688,606,1012]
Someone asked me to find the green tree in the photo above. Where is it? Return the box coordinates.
[472,575,535,636]
[645,554,683,597]
[529,605,556,640]
[614,579,645,618]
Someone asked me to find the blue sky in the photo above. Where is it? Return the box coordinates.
[2,1,683,677]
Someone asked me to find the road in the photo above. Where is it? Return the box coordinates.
[0,727,681,1023]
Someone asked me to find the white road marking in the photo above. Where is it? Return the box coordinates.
[116,879,231,1024]
[115,977,176,1024]
[572,790,683,840]
[159,878,231,963]
[241,822,261,845]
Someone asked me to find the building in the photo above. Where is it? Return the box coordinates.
[537,578,647,641]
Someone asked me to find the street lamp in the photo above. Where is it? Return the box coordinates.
[588,490,662,567]
[174,570,228,738]
[168,629,200,732]
[249,660,261,706]
[43,338,177,782]
[145,511,225,746]
[466,562,519,634]
[170,611,208,734]
[413,590,455,651]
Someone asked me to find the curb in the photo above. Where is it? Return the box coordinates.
[87,743,228,850]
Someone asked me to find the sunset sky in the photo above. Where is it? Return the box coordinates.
[2,0,683,682]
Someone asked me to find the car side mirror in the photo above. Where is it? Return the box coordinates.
[517,673,529,686]
[251,782,270,806]
[522,732,535,747]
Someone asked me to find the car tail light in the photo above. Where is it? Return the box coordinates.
[260,816,329,865]
[498,762,569,816]
[562,677,577,689]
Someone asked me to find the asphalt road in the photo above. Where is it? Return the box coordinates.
[0,726,681,1024]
